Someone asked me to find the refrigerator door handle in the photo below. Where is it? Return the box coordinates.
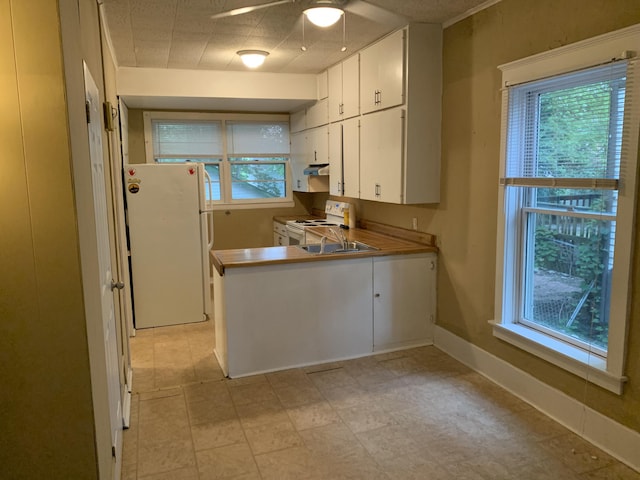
[202,167,214,212]
[207,211,214,250]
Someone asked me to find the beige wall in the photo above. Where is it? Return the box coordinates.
[315,0,640,432]
[0,0,98,478]
[126,108,314,249]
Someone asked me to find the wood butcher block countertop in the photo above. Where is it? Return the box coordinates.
[211,220,438,275]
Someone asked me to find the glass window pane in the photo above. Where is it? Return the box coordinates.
[230,163,286,199]
[523,210,614,350]
[505,62,627,181]
[536,82,618,179]
[531,188,617,214]
[204,164,222,201]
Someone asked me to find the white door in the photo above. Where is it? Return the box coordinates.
[84,63,122,479]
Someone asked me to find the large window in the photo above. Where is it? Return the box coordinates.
[144,112,292,208]
[493,26,640,394]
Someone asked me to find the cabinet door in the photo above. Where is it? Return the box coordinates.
[373,253,435,350]
[360,108,403,203]
[359,42,380,115]
[342,117,359,199]
[306,98,329,128]
[360,29,404,114]
[274,232,287,246]
[377,29,404,111]
[308,125,329,165]
[290,132,309,192]
[290,109,306,133]
[342,55,360,119]
[328,63,343,123]
[329,122,343,196]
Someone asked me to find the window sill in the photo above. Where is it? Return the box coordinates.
[490,321,626,394]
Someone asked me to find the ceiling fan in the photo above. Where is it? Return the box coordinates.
[210,0,407,29]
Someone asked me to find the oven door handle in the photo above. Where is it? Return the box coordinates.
[285,225,302,235]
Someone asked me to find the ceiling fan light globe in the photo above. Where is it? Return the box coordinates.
[237,50,269,68]
[303,7,344,27]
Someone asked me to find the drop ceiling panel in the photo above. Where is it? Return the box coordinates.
[102,0,494,74]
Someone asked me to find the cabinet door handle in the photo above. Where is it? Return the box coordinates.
[297,179,301,189]
[430,261,435,270]
[337,181,342,194]
[375,183,381,197]
[378,90,382,105]
[374,293,380,298]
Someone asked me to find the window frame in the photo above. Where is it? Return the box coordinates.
[492,25,640,395]
[143,111,293,209]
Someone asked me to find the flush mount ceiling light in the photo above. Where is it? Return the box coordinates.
[237,50,269,68]
[303,6,344,27]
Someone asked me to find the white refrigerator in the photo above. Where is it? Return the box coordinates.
[124,163,214,329]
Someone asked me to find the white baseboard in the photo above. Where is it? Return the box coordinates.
[433,326,640,472]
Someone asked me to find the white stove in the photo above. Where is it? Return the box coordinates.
[285,201,354,245]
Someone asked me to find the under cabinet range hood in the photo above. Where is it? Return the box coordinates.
[303,164,329,175]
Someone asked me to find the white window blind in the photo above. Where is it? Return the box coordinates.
[152,120,223,158]
[226,121,290,155]
[502,61,631,190]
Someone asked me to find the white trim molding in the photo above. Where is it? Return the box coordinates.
[494,23,640,393]
[491,321,626,394]
[434,326,640,473]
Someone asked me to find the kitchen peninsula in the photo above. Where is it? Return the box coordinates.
[211,223,438,378]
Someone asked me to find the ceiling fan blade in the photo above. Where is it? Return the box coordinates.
[343,0,407,27]
[211,0,295,20]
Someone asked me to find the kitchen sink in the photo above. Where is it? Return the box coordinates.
[297,241,379,254]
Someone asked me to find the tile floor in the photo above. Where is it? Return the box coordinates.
[122,320,640,480]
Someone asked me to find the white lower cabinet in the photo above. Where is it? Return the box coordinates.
[373,253,436,351]
[214,252,437,377]
[273,221,287,246]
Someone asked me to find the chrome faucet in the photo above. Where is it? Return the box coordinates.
[330,227,348,250]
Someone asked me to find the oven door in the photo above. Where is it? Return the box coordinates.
[285,224,305,246]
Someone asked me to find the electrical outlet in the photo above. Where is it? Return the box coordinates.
[412,218,418,230]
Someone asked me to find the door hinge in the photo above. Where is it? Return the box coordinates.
[85,100,91,124]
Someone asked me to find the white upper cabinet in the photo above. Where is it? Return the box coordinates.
[317,70,328,100]
[328,122,343,196]
[360,108,404,203]
[290,109,306,133]
[307,125,329,165]
[360,23,442,204]
[290,132,309,192]
[329,117,360,198]
[360,29,404,114]
[328,55,360,123]
[290,127,329,192]
[306,97,329,129]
